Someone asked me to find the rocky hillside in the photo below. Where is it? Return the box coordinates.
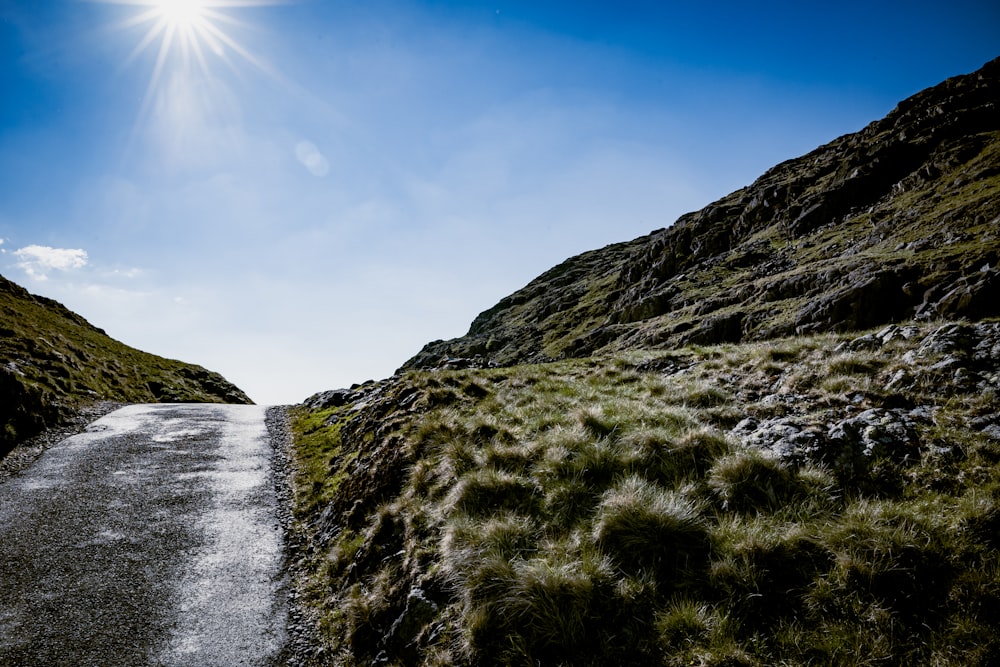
[402,56,1000,370]
[0,274,251,457]
[290,321,1000,666]
[285,58,1000,667]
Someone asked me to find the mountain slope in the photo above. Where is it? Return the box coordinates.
[402,56,1000,370]
[0,274,251,456]
[284,58,1000,666]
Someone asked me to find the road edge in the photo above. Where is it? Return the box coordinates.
[0,401,124,486]
[266,405,327,667]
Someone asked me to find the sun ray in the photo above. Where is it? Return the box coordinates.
[91,0,283,112]
[157,0,206,28]
[121,14,166,68]
[138,22,176,119]
[85,0,288,156]
[199,19,269,73]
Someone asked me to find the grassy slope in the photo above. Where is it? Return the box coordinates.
[289,321,1000,666]
[0,274,251,454]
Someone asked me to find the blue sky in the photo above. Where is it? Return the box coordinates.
[1,0,997,404]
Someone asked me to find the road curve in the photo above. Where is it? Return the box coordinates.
[0,404,288,667]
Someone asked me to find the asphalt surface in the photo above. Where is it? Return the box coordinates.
[0,404,288,667]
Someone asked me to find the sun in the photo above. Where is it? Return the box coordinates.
[91,0,281,123]
[154,0,208,28]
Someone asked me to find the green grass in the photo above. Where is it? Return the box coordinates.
[592,475,710,584]
[287,406,355,520]
[707,448,806,513]
[288,322,1000,666]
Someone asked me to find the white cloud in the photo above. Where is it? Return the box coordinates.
[295,140,330,176]
[13,245,89,281]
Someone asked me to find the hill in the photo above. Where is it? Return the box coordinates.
[284,58,1000,666]
[0,274,251,457]
[402,56,1000,370]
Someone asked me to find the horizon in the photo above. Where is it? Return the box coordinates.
[1,0,998,404]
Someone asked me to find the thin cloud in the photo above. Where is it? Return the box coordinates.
[13,245,89,281]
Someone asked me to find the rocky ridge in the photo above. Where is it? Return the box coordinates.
[402,56,1000,371]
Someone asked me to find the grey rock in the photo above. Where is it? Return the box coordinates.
[973,322,1000,364]
[828,408,920,464]
[839,333,882,352]
[794,270,909,334]
[876,324,905,344]
[917,323,975,357]
[303,389,352,410]
[924,268,1000,320]
[387,587,439,650]
[908,405,937,423]
[885,369,914,392]
[930,355,965,372]
[731,417,759,436]
[953,367,981,387]
[731,417,824,466]
[680,310,747,346]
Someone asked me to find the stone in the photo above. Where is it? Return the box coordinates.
[387,587,439,650]
[839,333,882,351]
[928,268,1000,320]
[731,417,824,466]
[973,323,1000,364]
[828,408,920,464]
[680,310,747,346]
[885,369,914,392]
[794,270,909,333]
[930,356,964,372]
[876,324,903,343]
[917,323,975,357]
[907,405,937,423]
[953,367,981,387]
[303,389,352,410]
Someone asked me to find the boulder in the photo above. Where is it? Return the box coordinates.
[915,323,976,357]
[681,311,746,346]
[730,417,824,466]
[303,389,352,410]
[827,408,920,464]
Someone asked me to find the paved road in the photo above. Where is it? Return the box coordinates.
[0,404,288,666]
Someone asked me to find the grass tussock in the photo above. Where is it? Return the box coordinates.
[448,468,541,517]
[708,448,805,513]
[593,476,709,582]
